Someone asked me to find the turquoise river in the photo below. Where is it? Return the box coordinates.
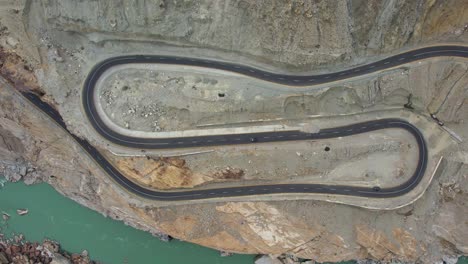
[0,179,466,264]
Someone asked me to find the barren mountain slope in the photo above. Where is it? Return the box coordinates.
[0,0,467,263]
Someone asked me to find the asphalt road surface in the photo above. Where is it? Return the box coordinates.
[23,45,468,201]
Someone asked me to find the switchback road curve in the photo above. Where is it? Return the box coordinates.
[26,45,468,200]
[22,94,431,200]
[83,45,467,149]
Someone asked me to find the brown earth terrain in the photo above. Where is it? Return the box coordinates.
[112,156,244,189]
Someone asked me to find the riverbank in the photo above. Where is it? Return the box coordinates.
[1,179,467,264]
[0,179,254,264]
[0,236,92,264]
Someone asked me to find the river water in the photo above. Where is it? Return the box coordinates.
[1,179,466,264]
[0,180,254,264]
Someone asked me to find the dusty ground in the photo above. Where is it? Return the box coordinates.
[97,58,467,134]
[104,127,418,191]
[0,0,467,263]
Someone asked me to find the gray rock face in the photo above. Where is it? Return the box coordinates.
[2,164,24,182]
[1,162,41,184]
[28,0,468,68]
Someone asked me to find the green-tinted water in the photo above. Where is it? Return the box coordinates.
[0,180,254,264]
[0,180,466,264]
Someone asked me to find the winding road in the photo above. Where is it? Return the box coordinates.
[22,45,468,201]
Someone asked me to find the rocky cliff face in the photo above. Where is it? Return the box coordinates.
[0,0,467,263]
[13,0,468,68]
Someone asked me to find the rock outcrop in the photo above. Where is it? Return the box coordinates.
[115,156,213,189]
[113,156,244,189]
[24,0,468,68]
[0,236,93,264]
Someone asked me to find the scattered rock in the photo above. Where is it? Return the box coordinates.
[0,236,93,264]
[50,48,64,62]
[19,165,27,176]
[219,251,232,257]
[5,37,18,49]
[1,212,10,221]
[255,255,283,264]
[23,169,42,185]
[441,255,458,264]
[13,234,23,243]
[439,181,461,202]
[396,204,414,216]
[16,209,28,216]
[42,239,60,254]
[50,254,72,264]
[3,164,24,182]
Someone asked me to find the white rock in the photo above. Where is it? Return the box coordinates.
[50,254,71,264]
[255,255,282,264]
[441,255,458,264]
[19,166,27,176]
[16,209,28,215]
